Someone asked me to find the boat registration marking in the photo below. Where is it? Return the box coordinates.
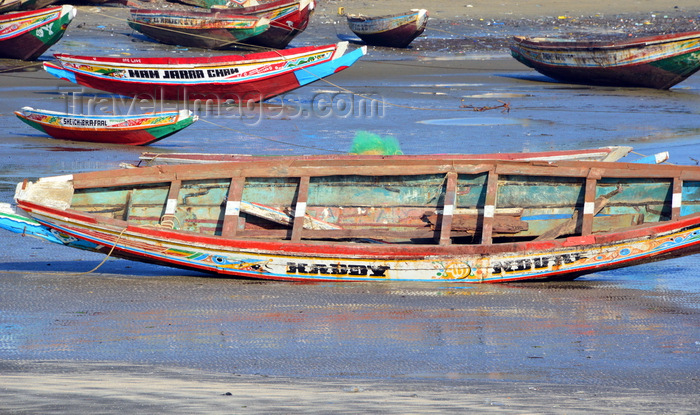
[294,202,307,217]
[225,200,241,215]
[165,199,177,215]
[673,193,682,208]
[583,201,595,215]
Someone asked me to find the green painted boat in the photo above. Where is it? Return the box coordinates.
[0,5,76,61]
[15,107,198,146]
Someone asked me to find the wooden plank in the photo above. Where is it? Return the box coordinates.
[481,170,498,245]
[439,172,457,245]
[221,177,244,237]
[581,176,597,236]
[161,180,181,228]
[535,183,623,240]
[423,212,527,233]
[290,176,309,242]
[70,158,700,191]
[672,177,682,220]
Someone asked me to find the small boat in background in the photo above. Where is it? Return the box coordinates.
[510,31,700,89]
[137,146,635,166]
[128,9,270,50]
[43,42,366,103]
[13,157,700,283]
[15,107,198,146]
[0,5,76,61]
[340,8,427,48]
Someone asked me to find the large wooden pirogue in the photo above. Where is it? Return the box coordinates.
[509,31,700,89]
[14,157,700,283]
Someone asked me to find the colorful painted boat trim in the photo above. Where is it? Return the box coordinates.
[15,107,198,145]
[0,5,76,60]
[510,31,700,89]
[127,9,270,50]
[43,42,366,102]
[13,157,700,283]
[343,8,427,48]
[0,202,98,250]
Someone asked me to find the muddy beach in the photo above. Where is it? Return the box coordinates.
[1,0,700,413]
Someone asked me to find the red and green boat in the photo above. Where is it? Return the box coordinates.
[43,42,366,103]
[0,5,76,61]
[15,107,198,146]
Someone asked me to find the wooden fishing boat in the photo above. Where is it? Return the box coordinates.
[14,107,198,146]
[132,0,314,49]
[340,8,428,48]
[137,146,635,166]
[13,157,700,283]
[229,0,315,49]
[127,10,270,50]
[43,42,366,103]
[0,0,22,14]
[0,5,76,61]
[510,31,700,89]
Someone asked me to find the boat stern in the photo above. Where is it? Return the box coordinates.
[15,175,74,212]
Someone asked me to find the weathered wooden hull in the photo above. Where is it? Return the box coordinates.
[0,5,76,61]
[153,0,313,49]
[510,31,700,89]
[127,9,270,50]
[236,0,314,49]
[346,9,427,48]
[14,157,700,283]
[137,146,634,166]
[43,42,366,103]
[0,0,22,14]
[14,107,198,145]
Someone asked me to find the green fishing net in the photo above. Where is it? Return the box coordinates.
[349,131,403,155]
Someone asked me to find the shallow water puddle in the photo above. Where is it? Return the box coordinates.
[418,117,525,126]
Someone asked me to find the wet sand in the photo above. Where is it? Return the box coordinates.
[1,0,700,413]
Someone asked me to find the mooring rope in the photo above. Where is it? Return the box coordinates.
[78,226,129,274]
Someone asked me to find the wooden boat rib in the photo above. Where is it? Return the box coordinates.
[137,146,635,166]
[14,157,700,283]
[128,10,270,50]
[510,31,700,89]
[14,107,198,145]
[43,42,366,103]
[343,8,428,48]
[0,5,76,61]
